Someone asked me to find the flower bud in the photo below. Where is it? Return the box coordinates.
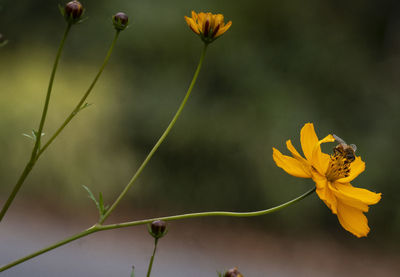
[224,267,243,277]
[64,1,84,24]
[148,220,167,239]
[113,12,129,31]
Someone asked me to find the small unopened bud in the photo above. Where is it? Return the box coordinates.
[148,220,167,239]
[64,1,84,24]
[113,12,129,31]
[224,267,243,277]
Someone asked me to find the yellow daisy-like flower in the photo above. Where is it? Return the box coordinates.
[184,11,232,44]
[272,123,381,237]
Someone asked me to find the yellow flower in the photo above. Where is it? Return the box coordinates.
[184,11,232,43]
[272,123,381,237]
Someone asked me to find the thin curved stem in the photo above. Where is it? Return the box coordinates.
[0,23,72,222]
[99,187,316,231]
[146,238,159,277]
[99,43,209,224]
[0,187,315,271]
[37,30,121,158]
[35,23,72,153]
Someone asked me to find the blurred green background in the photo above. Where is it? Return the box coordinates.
[1,0,399,252]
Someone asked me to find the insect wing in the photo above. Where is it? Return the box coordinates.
[350,144,357,152]
[332,134,347,145]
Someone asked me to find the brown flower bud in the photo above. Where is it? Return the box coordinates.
[64,1,84,24]
[148,220,167,239]
[113,12,129,31]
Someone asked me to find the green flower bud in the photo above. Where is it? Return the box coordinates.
[224,267,243,277]
[147,220,167,239]
[63,1,84,24]
[113,12,129,31]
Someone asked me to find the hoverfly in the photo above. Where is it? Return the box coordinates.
[332,134,357,163]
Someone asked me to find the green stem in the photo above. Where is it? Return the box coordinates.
[0,225,100,272]
[146,238,159,277]
[99,187,316,231]
[99,43,209,224]
[37,30,121,158]
[0,23,72,222]
[0,187,315,271]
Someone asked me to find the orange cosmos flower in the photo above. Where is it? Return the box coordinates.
[272,123,381,237]
[184,11,232,43]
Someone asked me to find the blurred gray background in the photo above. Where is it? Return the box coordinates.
[1,0,399,276]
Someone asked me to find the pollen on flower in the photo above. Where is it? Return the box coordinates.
[184,11,232,44]
[326,150,353,181]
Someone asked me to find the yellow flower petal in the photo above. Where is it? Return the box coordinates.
[272,148,311,178]
[337,202,370,237]
[184,17,200,34]
[191,10,198,21]
[312,172,338,213]
[202,13,211,35]
[214,14,224,27]
[286,140,305,160]
[197,13,205,29]
[334,182,381,206]
[311,134,335,175]
[215,21,232,38]
[336,156,365,183]
[286,140,311,175]
[300,123,319,161]
[209,15,217,31]
[329,183,369,212]
[184,16,190,25]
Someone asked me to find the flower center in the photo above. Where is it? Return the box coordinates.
[325,145,355,181]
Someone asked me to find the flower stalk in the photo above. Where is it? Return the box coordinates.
[0,187,315,272]
[146,238,159,277]
[99,43,209,224]
[0,23,72,222]
[37,29,121,157]
[0,26,122,222]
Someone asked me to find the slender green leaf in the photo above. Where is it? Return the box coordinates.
[99,192,107,215]
[82,185,101,216]
[22,133,35,140]
[58,4,65,17]
[79,102,93,112]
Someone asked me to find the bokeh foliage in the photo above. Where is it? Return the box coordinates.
[1,0,399,244]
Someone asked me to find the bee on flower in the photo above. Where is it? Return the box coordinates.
[272,123,381,238]
[184,11,232,44]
